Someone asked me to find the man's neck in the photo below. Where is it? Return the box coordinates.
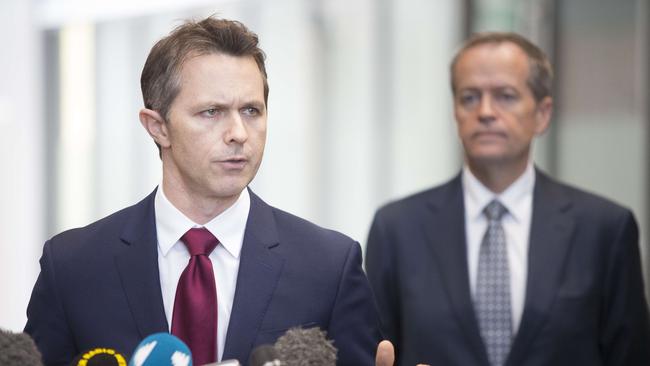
[161,177,240,225]
[466,158,530,194]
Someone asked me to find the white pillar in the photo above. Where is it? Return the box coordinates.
[388,0,463,198]
[0,0,44,331]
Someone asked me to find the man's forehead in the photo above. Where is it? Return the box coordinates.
[454,43,530,84]
[179,51,258,71]
[176,52,264,86]
[459,41,529,67]
[172,52,266,105]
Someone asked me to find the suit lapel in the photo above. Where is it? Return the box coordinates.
[507,171,575,365]
[424,176,490,365]
[114,189,169,338]
[222,189,284,362]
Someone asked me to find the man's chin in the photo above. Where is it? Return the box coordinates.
[467,152,524,167]
[467,150,509,163]
[210,178,252,197]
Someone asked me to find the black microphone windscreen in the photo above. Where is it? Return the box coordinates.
[0,329,43,366]
[274,327,337,366]
[249,344,281,366]
[69,348,127,366]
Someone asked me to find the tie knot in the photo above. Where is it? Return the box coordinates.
[181,228,219,256]
[484,200,507,221]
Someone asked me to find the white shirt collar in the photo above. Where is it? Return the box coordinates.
[154,186,250,259]
[462,163,535,223]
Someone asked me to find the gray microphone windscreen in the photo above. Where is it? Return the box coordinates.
[200,359,241,366]
[0,329,43,366]
[274,327,337,366]
[249,344,281,366]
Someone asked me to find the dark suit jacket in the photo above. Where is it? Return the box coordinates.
[365,170,650,366]
[26,188,381,366]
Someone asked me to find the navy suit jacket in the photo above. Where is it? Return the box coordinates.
[26,188,381,366]
[365,170,650,366]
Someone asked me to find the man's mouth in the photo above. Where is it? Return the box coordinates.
[474,131,507,140]
[216,156,248,169]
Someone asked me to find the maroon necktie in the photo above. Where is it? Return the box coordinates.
[171,227,219,365]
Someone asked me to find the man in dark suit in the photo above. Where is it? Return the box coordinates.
[365,32,650,366]
[25,17,381,366]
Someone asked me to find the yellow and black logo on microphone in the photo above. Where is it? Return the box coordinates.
[74,348,127,366]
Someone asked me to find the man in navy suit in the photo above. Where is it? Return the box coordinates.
[365,32,650,366]
[26,17,381,366]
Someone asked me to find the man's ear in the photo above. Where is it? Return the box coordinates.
[139,108,171,148]
[534,96,553,135]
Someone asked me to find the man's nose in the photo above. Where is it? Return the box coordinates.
[478,96,496,124]
[225,113,249,143]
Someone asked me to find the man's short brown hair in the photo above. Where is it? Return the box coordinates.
[140,17,269,121]
[450,32,553,102]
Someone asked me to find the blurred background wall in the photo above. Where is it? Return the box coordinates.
[0,0,647,331]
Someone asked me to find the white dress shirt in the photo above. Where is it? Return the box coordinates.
[462,163,535,334]
[154,186,250,361]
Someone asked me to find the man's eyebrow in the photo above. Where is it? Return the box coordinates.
[242,101,266,110]
[191,100,228,108]
[457,87,480,93]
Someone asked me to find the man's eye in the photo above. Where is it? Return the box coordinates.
[459,94,479,106]
[242,107,259,116]
[496,92,518,102]
[201,108,218,117]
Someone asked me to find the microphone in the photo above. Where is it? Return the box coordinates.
[69,348,127,366]
[274,327,337,366]
[0,329,43,366]
[249,345,281,366]
[200,360,241,366]
[128,333,192,366]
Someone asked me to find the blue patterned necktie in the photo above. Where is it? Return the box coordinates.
[474,200,512,366]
